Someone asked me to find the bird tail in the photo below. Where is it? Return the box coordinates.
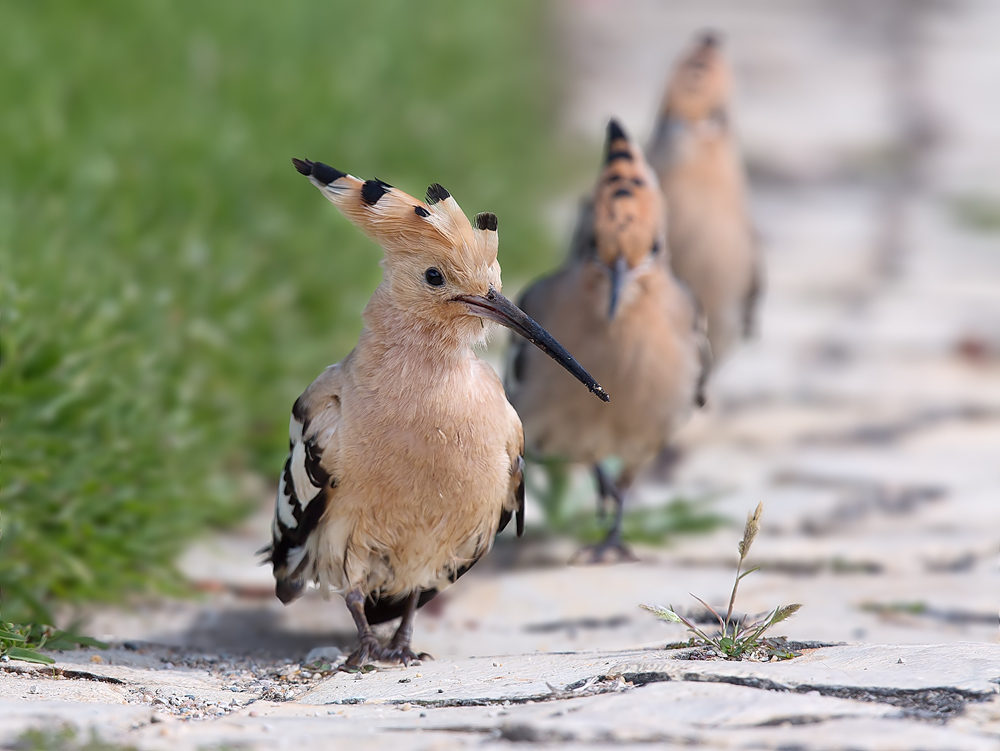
[274,576,305,604]
[255,541,307,604]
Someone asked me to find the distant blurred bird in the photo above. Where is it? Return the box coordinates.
[507,121,708,562]
[648,31,761,362]
[261,159,607,668]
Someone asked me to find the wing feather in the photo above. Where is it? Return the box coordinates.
[263,364,343,603]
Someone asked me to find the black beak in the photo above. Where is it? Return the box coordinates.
[607,255,629,320]
[455,287,609,402]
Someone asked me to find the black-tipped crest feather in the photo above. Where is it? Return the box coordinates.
[475,212,498,231]
[606,119,628,143]
[425,183,450,205]
[292,158,345,186]
[604,119,632,164]
[700,29,721,48]
[361,178,392,206]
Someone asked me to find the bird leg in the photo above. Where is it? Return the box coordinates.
[340,589,429,671]
[572,466,639,564]
[386,590,432,665]
[340,588,382,671]
[593,464,616,519]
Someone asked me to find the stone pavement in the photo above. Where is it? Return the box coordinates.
[3,1,998,748]
[2,643,999,749]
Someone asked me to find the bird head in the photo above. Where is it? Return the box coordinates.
[660,31,732,128]
[292,158,608,402]
[590,120,667,320]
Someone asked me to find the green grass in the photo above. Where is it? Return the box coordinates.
[951,194,1000,234]
[0,0,563,623]
[570,500,727,546]
[525,460,726,545]
[10,727,137,751]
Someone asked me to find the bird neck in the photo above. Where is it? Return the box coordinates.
[356,285,477,377]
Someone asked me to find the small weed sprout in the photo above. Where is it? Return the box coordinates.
[1,623,108,665]
[641,502,802,660]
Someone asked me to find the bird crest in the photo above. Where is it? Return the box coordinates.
[658,31,732,125]
[591,120,666,271]
[292,159,498,270]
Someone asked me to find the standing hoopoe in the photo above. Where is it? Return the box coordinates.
[647,32,762,362]
[261,158,607,669]
[507,121,708,562]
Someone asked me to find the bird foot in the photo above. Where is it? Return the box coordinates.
[339,633,381,672]
[385,645,433,667]
[570,537,639,565]
[339,634,431,671]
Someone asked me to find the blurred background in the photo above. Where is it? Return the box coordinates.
[2,0,998,651]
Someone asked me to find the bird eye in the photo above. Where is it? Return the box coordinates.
[424,267,445,287]
[651,240,661,254]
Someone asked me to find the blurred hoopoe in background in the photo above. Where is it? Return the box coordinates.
[507,120,708,562]
[648,32,762,362]
[261,158,607,669]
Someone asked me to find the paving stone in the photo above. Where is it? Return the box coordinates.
[0,674,129,705]
[7,644,996,750]
[0,699,152,744]
[299,651,623,706]
[609,644,1000,704]
[489,685,894,744]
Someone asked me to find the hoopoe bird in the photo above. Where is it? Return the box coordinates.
[507,121,708,562]
[647,32,761,362]
[261,158,607,669]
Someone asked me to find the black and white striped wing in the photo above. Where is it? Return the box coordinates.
[261,364,342,603]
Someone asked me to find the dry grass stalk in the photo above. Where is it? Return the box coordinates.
[641,502,802,660]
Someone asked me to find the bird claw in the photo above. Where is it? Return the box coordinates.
[386,647,433,667]
[339,634,382,672]
[339,635,432,671]
[570,537,639,565]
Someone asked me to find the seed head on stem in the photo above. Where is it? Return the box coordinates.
[726,501,764,633]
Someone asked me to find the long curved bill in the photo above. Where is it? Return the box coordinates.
[455,287,609,402]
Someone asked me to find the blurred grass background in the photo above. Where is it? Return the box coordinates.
[0,0,566,623]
